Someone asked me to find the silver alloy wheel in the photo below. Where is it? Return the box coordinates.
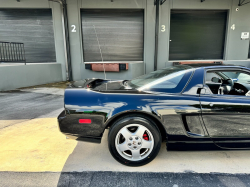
[115,124,154,161]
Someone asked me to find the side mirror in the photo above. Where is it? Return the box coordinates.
[197,88,204,94]
[211,77,221,83]
[197,87,210,95]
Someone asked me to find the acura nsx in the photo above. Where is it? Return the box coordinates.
[58,64,250,166]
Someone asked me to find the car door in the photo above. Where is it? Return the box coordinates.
[141,67,206,139]
[200,68,250,149]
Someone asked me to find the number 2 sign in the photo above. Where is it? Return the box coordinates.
[71,25,76,33]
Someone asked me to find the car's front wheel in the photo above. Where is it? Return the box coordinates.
[108,115,162,166]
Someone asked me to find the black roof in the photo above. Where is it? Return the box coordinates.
[182,63,230,67]
[178,63,248,70]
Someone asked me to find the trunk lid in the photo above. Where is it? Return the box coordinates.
[68,79,131,91]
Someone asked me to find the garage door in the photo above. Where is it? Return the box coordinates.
[169,10,228,61]
[0,9,56,63]
[81,9,144,62]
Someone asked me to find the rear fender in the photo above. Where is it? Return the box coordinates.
[63,89,165,138]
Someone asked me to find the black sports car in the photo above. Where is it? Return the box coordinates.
[58,64,250,166]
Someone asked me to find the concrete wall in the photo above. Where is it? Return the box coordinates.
[226,0,250,60]
[66,0,155,80]
[0,0,67,91]
[0,0,67,81]
[66,0,250,80]
[0,63,62,91]
[158,0,250,68]
[1,0,250,87]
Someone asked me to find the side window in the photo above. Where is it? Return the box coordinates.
[206,72,221,82]
[223,72,250,84]
[205,70,250,96]
[205,72,222,94]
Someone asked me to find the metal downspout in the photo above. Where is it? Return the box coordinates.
[154,0,160,71]
[49,0,73,81]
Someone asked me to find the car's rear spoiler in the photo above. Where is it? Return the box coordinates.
[67,78,107,89]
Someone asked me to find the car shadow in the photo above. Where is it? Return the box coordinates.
[56,130,250,186]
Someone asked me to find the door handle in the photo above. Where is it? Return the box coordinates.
[209,103,214,107]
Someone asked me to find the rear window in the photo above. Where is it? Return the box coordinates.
[128,66,193,92]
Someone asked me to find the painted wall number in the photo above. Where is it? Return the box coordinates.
[71,25,76,32]
[161,25,166,32]
[231,24,235,30]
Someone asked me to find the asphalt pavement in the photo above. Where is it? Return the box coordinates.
[1,87,250,187]
[1,171,250,187]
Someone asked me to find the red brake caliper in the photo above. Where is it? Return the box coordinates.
[143,133,149,141]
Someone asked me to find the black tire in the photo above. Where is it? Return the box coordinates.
[108,114,162,167]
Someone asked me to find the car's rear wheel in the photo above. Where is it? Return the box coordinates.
[108,115,162,166]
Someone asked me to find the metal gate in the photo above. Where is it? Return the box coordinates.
[0,41,26,64]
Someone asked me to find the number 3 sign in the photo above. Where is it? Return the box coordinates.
[161,25,166,32]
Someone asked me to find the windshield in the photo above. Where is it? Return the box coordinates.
[127,66,192,89]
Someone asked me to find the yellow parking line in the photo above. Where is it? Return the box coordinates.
[0,118,77,172]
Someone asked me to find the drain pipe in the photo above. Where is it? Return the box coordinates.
[154,0,160,71]
[49,0,73,81]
